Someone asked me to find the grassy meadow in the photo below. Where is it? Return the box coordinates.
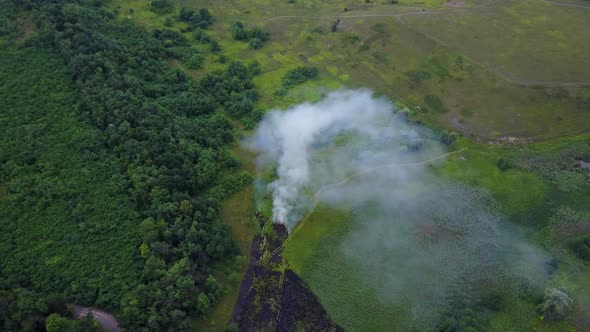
[106,0,590,330]
[284,135,590,331]
[113,0,590,141]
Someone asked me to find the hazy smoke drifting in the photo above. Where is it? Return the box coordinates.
[249,89,442,226]
[248,89,549,326]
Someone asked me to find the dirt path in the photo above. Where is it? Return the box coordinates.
[70,304,120,332]
[229,0,590,87]
[544,0,590,10]
[255,0,499,23]
[288,148,467,239]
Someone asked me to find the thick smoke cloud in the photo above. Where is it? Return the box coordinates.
[248,89,549,325]
[249,89,442,227]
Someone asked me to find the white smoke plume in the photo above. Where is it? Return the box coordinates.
[248,89,440,227]
[247,89,551,327]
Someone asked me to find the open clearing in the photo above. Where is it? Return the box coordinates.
[117,0,590,141]
[284,136,590,331]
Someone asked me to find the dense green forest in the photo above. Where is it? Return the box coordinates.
[0,46,123,332]
[0,0,257,330]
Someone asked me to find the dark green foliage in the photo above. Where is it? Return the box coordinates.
[282,66,319,87]
[232,22,248,41]
[0,0,18,37]
[570,236,590,261]
[152,28,196,61]
[193,29,222,53]
[179,7,213,30]
[0,287,81,331]
[0,48,141,330]
[186,53,204,69]
[210,39,221,52]
[249,27,270,42]
[440,130,458,145]
[249,37,263,49]
[200,61,262,125]
[46,313,99,332]
[405,69,431,84]
[150,0,173,14]
[342,33,359,46]
[437,292,483,332]
[497,158,512,171]
[164,17,173,27]
[4,1,259,330]
[232,22,269,48]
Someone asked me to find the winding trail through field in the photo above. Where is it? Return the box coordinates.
[543,0,590,10]
[256,0,499,23]
[255,0,590,23]
[233,0,590,87]
[286,148,467,241]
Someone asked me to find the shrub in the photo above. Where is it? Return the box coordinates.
[440,130,458,145]
[570,236,590,261]
[179,7,213,29]
[151,0,173,14]
[232,22,269,48]
[405,70,431,84]
[497,158,512,171]
[249,38,263,49]
[282,66,319,87]
[186,53,204,69]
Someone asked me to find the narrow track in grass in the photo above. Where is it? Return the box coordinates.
[287,148,467,241]
[218,0,590,87]
[543,0,590,10]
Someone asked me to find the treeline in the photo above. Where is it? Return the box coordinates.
[5,0,260,330]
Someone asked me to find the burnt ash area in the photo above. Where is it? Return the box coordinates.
[230,218,342,332]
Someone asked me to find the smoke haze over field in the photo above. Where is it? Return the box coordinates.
[248,89,549,325]
[249,89,443,227]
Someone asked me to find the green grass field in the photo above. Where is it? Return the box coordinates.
[283,135,590,331]
[123,0,590,141]
[401,0,590,83]
[284,205,416,331]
